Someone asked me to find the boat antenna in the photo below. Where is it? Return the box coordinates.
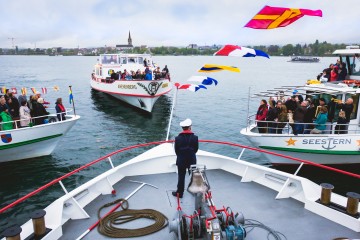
[69,85,76,116]
[166,87,178,141]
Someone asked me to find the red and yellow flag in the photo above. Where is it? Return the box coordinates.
[31,87,36,94]
[245,5,322,29]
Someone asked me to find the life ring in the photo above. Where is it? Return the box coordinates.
[306,79,321,85]
[343,79,360,86]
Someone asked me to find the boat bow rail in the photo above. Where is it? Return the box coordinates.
[1,140,360,238]
[0,108,77,131]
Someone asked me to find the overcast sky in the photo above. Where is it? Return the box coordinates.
[1,0,359,49]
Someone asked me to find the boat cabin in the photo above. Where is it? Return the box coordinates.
[333,45,360,81]
[93,53,168,81]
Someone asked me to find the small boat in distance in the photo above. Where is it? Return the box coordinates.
[241,46,360,165]
[90,53,172,112]
[0,109,79,162]
[289,56,320,63]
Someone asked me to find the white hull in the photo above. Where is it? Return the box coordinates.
[0,115,80,162]
[90,79,171,112]
[241,127,360,165]
[9,143,360,240]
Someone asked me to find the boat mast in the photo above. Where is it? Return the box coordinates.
[166,87,177,141]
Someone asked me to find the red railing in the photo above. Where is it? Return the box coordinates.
[1,139,359,214]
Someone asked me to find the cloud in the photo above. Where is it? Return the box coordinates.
[0,0,359,49]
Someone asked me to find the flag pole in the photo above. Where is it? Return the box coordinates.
[165,87,178,141]
[69,85,76,116]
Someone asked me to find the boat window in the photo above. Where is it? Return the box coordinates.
[128,57,136,63]
[350,55,360,76]
[345,93,359,120]
[120,57,127,64]
[100,67,102,76]
[95,66,100,76]
[138,57,143,64]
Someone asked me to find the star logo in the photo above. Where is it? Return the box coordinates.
[285,137,297,146]
[356,140,360,146]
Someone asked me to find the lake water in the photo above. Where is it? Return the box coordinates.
[0,55,359,232]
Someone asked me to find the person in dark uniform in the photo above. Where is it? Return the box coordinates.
[172,118,199,198]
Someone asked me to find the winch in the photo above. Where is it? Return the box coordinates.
[169,165,246,240]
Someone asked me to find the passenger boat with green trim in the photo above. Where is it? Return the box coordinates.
[241,46,360,165]
[90,53,172,113]
[0,110,80,162]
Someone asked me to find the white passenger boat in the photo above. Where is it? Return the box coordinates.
[90,53,172,112]
[241,46,360,165]
[1,140,359,240]
[0,110,80,162]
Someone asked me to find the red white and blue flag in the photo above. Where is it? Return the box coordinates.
[174,83,207,92]
[187,76,218,86]
[214,45,270,58]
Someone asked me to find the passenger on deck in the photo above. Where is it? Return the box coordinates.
[55,98,66,121]
[335,111,347,134]
[154,67,161,80]
[337,62,347,81]
[315,98,327,118]
[144,67,152,80]
[285,96,297,113]
[303,99,316,134]
[336,98,354,132]
[330,66,339,81]
[143,58,147,67]
[293,100,308,135]
[266,99,277,133]
[275,105,288,134]
[310,106,328,134]
[19,100,31,127]
[162,65,169,77]
[255,99,268,133]
[135,69,142,79]
[32,97,49,125]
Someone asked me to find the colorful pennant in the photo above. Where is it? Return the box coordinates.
[198,64,240,73]
[214,45,270,58]
[245,5,322,29]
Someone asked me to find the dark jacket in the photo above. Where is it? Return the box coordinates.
[335,117,347,134]
[337,103,354,122]
[293,102,307,122]
[175,131,198,168]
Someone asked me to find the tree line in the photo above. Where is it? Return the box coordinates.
[0,40,357,56]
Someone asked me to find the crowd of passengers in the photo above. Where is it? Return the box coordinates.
[316,59,348,82]
[0,90,67,130]
[255,92,354,135]
[108,64,169,81]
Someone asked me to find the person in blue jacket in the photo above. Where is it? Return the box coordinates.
[172,118,199,198]
[310,106,328,134]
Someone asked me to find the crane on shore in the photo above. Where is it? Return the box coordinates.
[8,37,16,48]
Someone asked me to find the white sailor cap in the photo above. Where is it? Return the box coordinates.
[180,118,192,127]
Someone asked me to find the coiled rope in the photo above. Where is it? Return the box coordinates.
[97,199,168,238]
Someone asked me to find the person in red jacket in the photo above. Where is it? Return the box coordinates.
[256,99,268,133]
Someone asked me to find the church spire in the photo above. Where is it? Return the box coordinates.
[128,31,132,46]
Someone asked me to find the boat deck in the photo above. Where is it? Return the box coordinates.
[60,169,360,240]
